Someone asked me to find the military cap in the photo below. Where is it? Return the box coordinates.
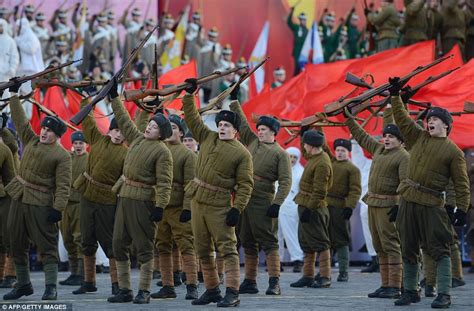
[184,131,194,139]
[0,7,9,15]
[145,18,155,26]
[274,66,285,75]
[383,123,404,142]
[256,116,280,135]
[215,110,241,131]
[71,131,85,143]
[41,116,67,137]
[192,11,201,19]
[222,44,232,55]
[426,107,453,132]
[150,113,172,140]
[131,8,141,17]
[163,13,174,24]
[58,10,67,19]
[107,11,115,20]
[208,26,219,37]
[298,12,307,20]
[97,13,108,22]
[303,130,324,147]
[35,12,46,21]
[334,138,352,152]
[25,5,35,13]
[55,40,67,47]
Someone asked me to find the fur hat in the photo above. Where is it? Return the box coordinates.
[334,138,351,152]
[215,110,240,131]
[303,130,324,147]
[41,116,67,137]
[383,124,404,142]
[150,113,172,140]
[168,114,187,133]
[71,131,85,143]
[256,116,280,135]
[426,107,453,134]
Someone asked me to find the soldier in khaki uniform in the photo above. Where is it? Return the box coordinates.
[106,82,173,304]
[229,96,291,296]
[290,130,333,289]
[3,84,71,301]
[182,79,253,307]
[346,113,407,299]
[326,139,361,282]
[59,132,88,286]
[151,114,198,300]
[400,0,428,46]
[367,0,401,52]
[441,0,469,57]
[388,79,470,308]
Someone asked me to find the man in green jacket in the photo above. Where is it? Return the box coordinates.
[229,93,291,296]
[182,79,253,307]
[367,0,401,52]
[3,82,71,301]
[388,78,470,308]
[400,0,428,46]
[287,7,308,75]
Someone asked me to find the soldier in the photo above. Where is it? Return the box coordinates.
[400,0,428,46]
[319,9,336,48]
[271,67,286,89]
[50,9,72,47]
[151,114,198,300]
[32,12,51,60]
[90,13,111,73]
[345,8,362,59]
[141,18,159,70]
[326,139,361,282]
[234,57,249,103]
[120,7,142,66]
[72,101,127,296]
[183,131,198,153]
[185,11,205,60]
[106,11,120,72]
[287,7,308,75]
[0,18,19,99]
[59,132,88,287]
[345,110,407,298]
[229,93,291,296]
[388,78,470,308]
[157,14,175,56]
[106,81,173,304]
[3,83,71,301]
[366,0,401,52]
[441,0,469,57]
[197,26,221,102]
[182,79,253,307]
[426,0,443,55]
[290,129,332,289]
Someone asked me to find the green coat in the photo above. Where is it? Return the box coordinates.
[287,8,308,58]
[0,142,15,198]
[327,159,361,209]
[441,0,468,40]
[427,8,443,40]
[166,142,197,210]
[110,97,173,207]
[0,128,20,171]
[368,3,401,40]
[182,94,253,212]
[347,117,409,207]
[402,0,428,42]
[73,100,127,205]
[230,100,291,204]
[5,96,71,211]
[69,152,88,203]
[391,95,471,211]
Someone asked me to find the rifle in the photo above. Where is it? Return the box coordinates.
[32,76,150,90]
[26,98,80,131]
[324,54,453,116]
[379,102,474,117]
[0,59,82,93]
[70,24,159,125]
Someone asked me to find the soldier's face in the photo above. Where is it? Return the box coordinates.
[73,141,86,155]
[144,120,161,140]
[303,143,314,154]
[183,137,198,152]
[37,20,44,27]
[218,121,237,140]
[383,133,401,150]
[166,123,182,144]
[108,128,125,144]
[257,125,275,143]
[335,146,349,161]
[40,127,58,144]
[427,116,448,138]
[299,18,307,27]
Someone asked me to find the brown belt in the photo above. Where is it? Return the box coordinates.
[368,192,399,200]
[16,175,50,193]
[405,179,445,198]
[83,172,113,190]
[253,174,273,183]
[327,193,345,200]
[299,189,312,196]
[121,175,154,189]
[193,177,230,193]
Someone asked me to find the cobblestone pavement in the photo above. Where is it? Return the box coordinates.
[1,266,473,310]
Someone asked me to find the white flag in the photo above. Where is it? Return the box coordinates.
[249,21,269,93]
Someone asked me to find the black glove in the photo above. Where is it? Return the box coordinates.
[225,208,240,227]
[150,207,164,222]
[388,77,402,96]
[46,209,62,223]
[387,205,399,222]
[300,208,311,223]
[108,77,118,99]
[452,209,467,227]
[230,83,240,100]
[445,205,455,223]
[0,113,8,129]
[300,125,310,137]
[184,78,198,94]
[266,204,280,218]
[8,77,21,93]
[342,207,353,220]
[364,8,370,16]
[179,209,191,223]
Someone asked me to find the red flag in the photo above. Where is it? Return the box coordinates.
[158,60,199,110]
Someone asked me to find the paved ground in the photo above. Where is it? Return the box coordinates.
[0,266,473,310]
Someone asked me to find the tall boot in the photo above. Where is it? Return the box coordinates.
[422,252,437,297]
[379,255,402,298]
[394,261,420,306]
[0,255,16,288]
[336,246,349,282]
[450,243,465,287]
[361,255,379,273]
[172,247,182,286]
[109,258,119,294]
[153,255,161,279]
[107,260,133,302]
[43,263,58,300]
[3,265,32,300]
[217,255,225,284]
[151,253,176,298]
[182,253,198,299]
[239,253,258,294]
[218,255,240,308]
[191,258,222,305]
[432,256,452,309]
[312,250,331,288]
[265,250,281,295]
[59,257,82,286]
[0,252,6,280]
[368,255,388,298]
[73,255,97,294]
[133,259,153,304]
[290,252,315,287]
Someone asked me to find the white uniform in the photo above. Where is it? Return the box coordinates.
[278,147,304,262]
[0,18,19,101]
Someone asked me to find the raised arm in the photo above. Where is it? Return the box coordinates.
[154,146,173,208]
[391,95,423,147]
[273,151,292,205]
[287,7,298,31]
[8,95,36,145]
[368,7,391,26]
[110,96,142,144]
[346,117,381,155]
[345,165,362,209]
[182,94,212,143]
[53,153,72,211]
[233,152,254,212]
[229,100,257,146]
[81,99,102,144]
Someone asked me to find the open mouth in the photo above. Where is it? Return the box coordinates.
[428,126,435,131]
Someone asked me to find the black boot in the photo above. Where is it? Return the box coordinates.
[0,276,17,288]
[59,274,83,286]
[173,271,183,286]
[42,284,57,300]
[451,278,465,288]
[185,284,198,300]
[150,285,177,299]
[58,261,69,272]
[378,287,401,299]
[311,277,331,288]
[239,279,258,294]
[292,260,302,273]
[368,287,387,298]
[107,288,133,303]
[111,282,119,295]
[72,282,97,295]
[337,272,349,282]
[265,277,281,295]
[425,285,437,297]
[198,271,204,283]
[181,272,187,283]
[394,289,421,306]
[191,287,222,305]
[290,276,314,288]
[133,290,151,304]
[152,270,161,279]
[3,283,34,300]
[361,256,379,273]
[431,293,451,309]
[217,287,240,307]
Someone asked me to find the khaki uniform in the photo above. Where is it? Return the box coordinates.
[156,142,197,287]
[182,94,253,291]
[6,95,71,287]
[230,101,291,281]
[391,95,470,296]
[110,97,173,292]
[441,0,469,57]
[368,3,401,52]
[401,0,428,46]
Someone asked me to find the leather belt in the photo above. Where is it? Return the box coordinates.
[405,179,445,198]
[368,192,399,200]
[173,182,184,189]
[193,177,230,193]
[16,175,50,193]
[299,189,312,196]
[253,174,272,183]
[121,175,154,189]
[83,172,113,190]
[327,193,345,200]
